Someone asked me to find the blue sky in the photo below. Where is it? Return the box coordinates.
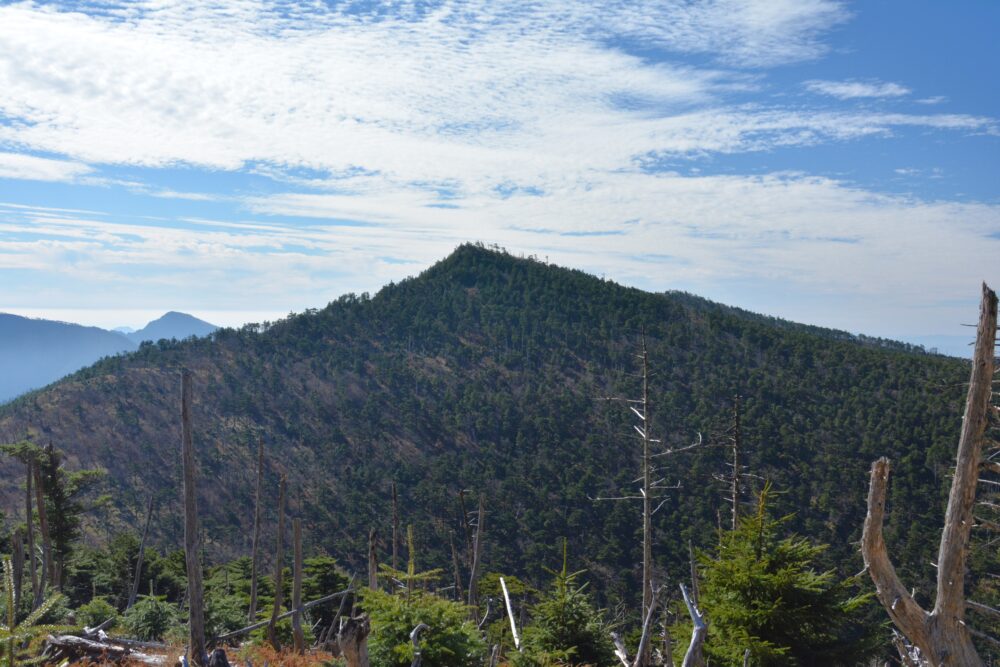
[0,0,997,356]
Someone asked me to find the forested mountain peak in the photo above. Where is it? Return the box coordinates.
[0,244,969,612]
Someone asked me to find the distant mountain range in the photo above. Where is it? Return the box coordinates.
[0,311,216,402]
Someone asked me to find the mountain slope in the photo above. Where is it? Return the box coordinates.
[126,311,217,344]
[0,245,969,602]
[0,314,136,403]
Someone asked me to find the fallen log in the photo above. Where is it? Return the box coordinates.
[45,634,168,665]
[214,587,353,643]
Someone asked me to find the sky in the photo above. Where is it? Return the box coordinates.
[0,0,997,356]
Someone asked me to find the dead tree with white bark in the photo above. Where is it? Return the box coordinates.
[861,283,998,665]
[595,331,701,667]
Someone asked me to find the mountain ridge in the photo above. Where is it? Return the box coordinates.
[0,244,969,604]
[0,311,217,404]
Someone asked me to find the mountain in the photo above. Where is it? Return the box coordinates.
[0,313,136,403]
[0,311,218,404]
[126,311,217,344]
[0,245,972,603]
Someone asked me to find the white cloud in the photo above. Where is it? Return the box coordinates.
[804,79,911,99]
[3,167,998,339]
[0,152,92,182]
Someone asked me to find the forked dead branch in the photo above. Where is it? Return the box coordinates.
[862,283,998,666]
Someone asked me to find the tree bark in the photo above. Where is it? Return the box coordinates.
[248,437,264,623]
[291,518,305,654]
[181,369,207,667]
[861,283,996,666]
[266,475,287,651]
[338,615,371,667]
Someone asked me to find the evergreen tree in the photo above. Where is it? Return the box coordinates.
[694,485,880,666]
[514,542,615,667]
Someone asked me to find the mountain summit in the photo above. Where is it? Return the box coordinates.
[0,245,967,596]
[126,311,217,344]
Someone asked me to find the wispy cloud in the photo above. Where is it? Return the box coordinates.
[804,79,911,99]
[0,152,93,182]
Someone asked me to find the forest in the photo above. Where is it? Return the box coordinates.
[0,245,996,665]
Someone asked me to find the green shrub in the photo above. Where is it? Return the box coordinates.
[75,596,118,629]
[121,595,179,641]
[363,588,485,667]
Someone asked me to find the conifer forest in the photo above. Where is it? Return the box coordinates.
[0,246,996,666]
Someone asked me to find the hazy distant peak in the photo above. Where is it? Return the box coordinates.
[127,311,217,344]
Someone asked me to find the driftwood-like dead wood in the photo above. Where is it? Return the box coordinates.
[338,614,371,667]
[248,436,264,623]
[862,283,997,666]
[633,585,660,667]
[611,631,630,667]
[45,634,168,665]
[500,576,521,651]
[292,518,305,654]
[409,623,429,667]
[267,475,287,651]
[181,369,207,667]
[128,494,155,610]
[679,583,706,667]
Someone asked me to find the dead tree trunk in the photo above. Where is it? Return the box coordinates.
[32,461,52,593]
[11,529,23,613]
[368,528,378,590]
[679,583,706,667]
[639,336,652,667]
[450,533,464,602]
[392,482,400,573]
[338,615,371,667]
[291,518,305,654]
[181,370,207,667]
[24,462,38,608]
[729,394,743,530]
[127,495,155,610]
[467,495,484,614]
[248,437,264,623]
[267,475,287,651]
[861,283,996,666]
[459,490,473,570]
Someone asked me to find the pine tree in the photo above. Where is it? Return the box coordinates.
[693,485,879,666]
[515,541,615,667]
